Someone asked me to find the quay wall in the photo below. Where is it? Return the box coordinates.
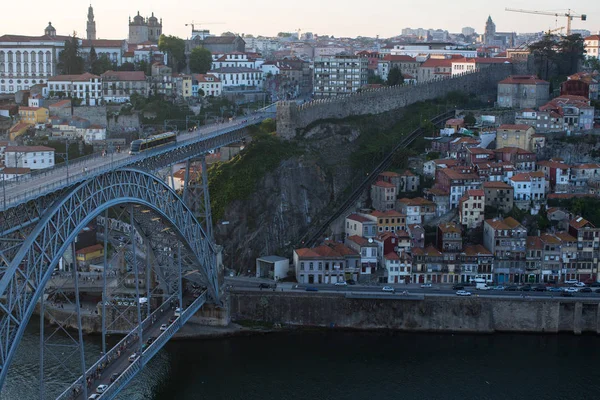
[229,291,600,335]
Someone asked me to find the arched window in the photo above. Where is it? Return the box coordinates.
[0,51,4,62]
[38,51,43,61]
[23,51,28,63]
[46,63,51,75]
[7,51,13,62]
[15,51,21,63]
[30,52,35,62]
[45,51,51,63]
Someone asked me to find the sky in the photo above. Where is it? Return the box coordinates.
[1,0,599,40]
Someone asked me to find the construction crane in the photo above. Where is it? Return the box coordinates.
[505,8,586,35]
[185,21,224,32]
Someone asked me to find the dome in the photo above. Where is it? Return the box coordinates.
[149,12,157,22]
[133,12,144,24]
[44,22,56,37]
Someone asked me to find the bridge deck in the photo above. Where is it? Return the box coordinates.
[1,112,274,212]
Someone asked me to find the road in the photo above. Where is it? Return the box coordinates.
[225,278,600,300]
[1,113,271,210]
[72,294,193,400]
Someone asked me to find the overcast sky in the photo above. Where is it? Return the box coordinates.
[2,0,598,39]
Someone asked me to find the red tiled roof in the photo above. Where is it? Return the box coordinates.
[570,216,594,229]
[372,181,395,189]
[49,99,71,108]
[462,244,492,256]
[76,244,103,255]
[398,197,435,206]
[384,252,400,261]
[485,217,523,230]
[381,55,418,62]
[379,171,400,178]
[346,213,372,223]
[370,210,406,218]
[483,181,513,189]
[347,235,377,247]
[498,124,533,131]
[101,70,146,81]
[48,73,99,82]
[421,58,452,68]
[1,167,30,174]
[5,145,54,152]
[498,75,549,85]
[466,189,485,197]
[438,222,461,233]
[81,39,124,48]
[526,236,544,250]
[585,35,600,41]
[9,123,32,133]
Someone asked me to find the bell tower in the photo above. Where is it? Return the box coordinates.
[87,4,96,41]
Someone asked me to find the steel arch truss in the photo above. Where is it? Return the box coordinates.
[0,168,219,387]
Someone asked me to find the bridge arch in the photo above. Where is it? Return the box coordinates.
[0,168,218,387]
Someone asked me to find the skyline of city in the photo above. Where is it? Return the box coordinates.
[1,0,598,40]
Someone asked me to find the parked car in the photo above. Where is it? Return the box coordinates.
[561,291,574,297]
[564,287,578,293]
[505,285,519,291]
[574,282,586,287]
[548,287,563,292]
[591,282,600,288]
[334,281,347,286]
[346,279,356,285]
[89,395,101,400]
[493,285,505,291]
[456,290,472,296]
[110,372,119,383]
[595,289,600,294]
[533,285,547,292]
[147,337,155,345]
[128,353,137,363]
[96,385,109,394]
[382,286,395,292]
[305,286,319,292]
[579,287,593,293]
[160,324,168,331]
[420,283,432,288]
[168,317,176,324]
[452,284,464,290]
[565,279,579,284]
[258,283,271,289]
[520,285,532,292]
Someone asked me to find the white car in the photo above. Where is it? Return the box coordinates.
[89,395,101,400]
[456,290,472,296]
[574,282,586,287]
[334,281,347,286]
[128,353,137,362]
[420,283,432,288]
[563,287,578,293]
[96,384,108,394]
[160,323,168,331]
[565,279,579,284]
[382,286,395,293]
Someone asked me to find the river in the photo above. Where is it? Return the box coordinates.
[3,322,600,400]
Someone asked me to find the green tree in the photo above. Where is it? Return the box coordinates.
[119,62,135,71]
[586,57,600,72]
[368,75,385,85]
[136,60,151,75]
[556,34,586,76]
[88,45,98,73]
[158,34,186,72]
[277,32,292,38]
[464,112,476,126]
[529,34,557,80]
[58,34,84,74]
[189,48,212,74]
[387,67,404,86]
[91,54,113,75]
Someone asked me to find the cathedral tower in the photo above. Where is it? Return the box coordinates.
[87,5,97,41]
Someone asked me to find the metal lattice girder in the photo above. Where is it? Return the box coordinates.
[0,168,219,388]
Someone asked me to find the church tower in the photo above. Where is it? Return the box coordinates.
[87,5,97,41]
[484,16,496,45]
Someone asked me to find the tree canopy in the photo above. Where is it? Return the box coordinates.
[189,47,212,74]
[387,66,404,86]
[58,35,84,75]
[90,51,114,75]
[529,34,586,80]
[158,34,186,72]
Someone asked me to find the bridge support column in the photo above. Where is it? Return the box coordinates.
[101,209,108,356]
[201,156,213,241]
[131,205,144,361]
[71,242,88,400]
[39,290,44,400]
[184,156,214,242]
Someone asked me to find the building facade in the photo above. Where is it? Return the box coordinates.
[101,70,147,103]
[128,12,162,44]
[313,54,368,98]
[497,75,550,109]
[4,145,55,170]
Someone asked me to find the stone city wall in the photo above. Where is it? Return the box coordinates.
[276,65,513,139]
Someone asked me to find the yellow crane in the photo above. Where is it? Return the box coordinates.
[505,8,587,35]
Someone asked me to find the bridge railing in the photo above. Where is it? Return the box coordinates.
[55,294,178,400]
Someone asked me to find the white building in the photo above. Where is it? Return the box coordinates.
[0,167,30,181]
[391,44,476,58]
[245,37,280,55]
[313,54,368,98]
[47,73,102,105]
[256,256,290,281]
[80,39,126,67]
[509,171,546,209]
[81,125,106,143]
[584,35,600,59]
[207,67,263,91]
[384,252,412,284]
[345,213,378,238]
[211,52,263,70]
[0,23,68,94]
[192,74,222,97]
[4,146,55,170]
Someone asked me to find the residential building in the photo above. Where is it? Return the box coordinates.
[437,222,463,252]
[192,74,222,97]
[173,74,192,100]
[384,252,412,284]
[397,197,436,224]
[378,170,419,194]
[0,22,69,94]
[424,187,450,216]
[255,256,290,281]
[345,235,379,275]
[149,64,173,97]
[369,210,407,233]
[8,123,30,140]
[0,167,30,181]
[18,106,48,125]
[313,54,368,98]
[128,12,162,44]
[570,164,600,189]
[101,70,147,103]
[371,180,396,211]
[293,243,360,284]
[554,232,578,283]
[495,124,537,152]
[514,109,562,133]
[458,244,494,283]
[47,73,101,105]
[483,217,527,284]
[211,52,262,70]
[187,35,246,55]
[450,57,510,76]
[536,160,570,193]
[207,67,263,91]
[376,55,419,82]
[540,95,595,132]
[417,58,453,82]
[391,43,476,59]
[509,171,546,211]
[459,189,485,229]
[435,168,481,209]
[497,75,550,108]
[76,244,104,264]
[4,145,55,170]
[568,216,600,282]
[345,213,378,238]
[82,125,106,143]
[475,161,515,183]
[482,181,514,213]
[80,39,126,67]
[584,35,600,59]
[412,245,456,284]
[49,99,71,118]
[565,72,598,100]
[423,158,460,176]
[494,147,536,171]
[466,147,495,166]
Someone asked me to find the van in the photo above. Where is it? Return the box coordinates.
[174,307,182,317]
[476,282,491,290]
